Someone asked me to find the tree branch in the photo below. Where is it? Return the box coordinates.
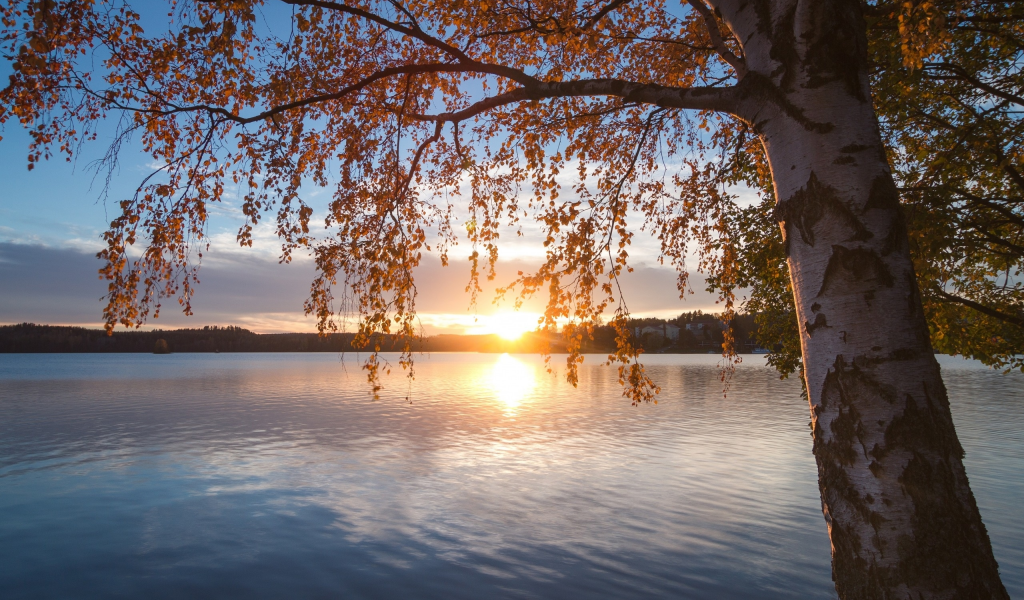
[923,62,1024,107]
[394,120,444,204]
[407,79,739,123]
[949,188,1024,227]
[994,145,1024,195]
[105,64,738,131]
[276,0,538,86]
[972,226,1024,258]
[934,288,1024,328]
[104,63,498,124]
[581,0,632,30]
[686,0,747,78]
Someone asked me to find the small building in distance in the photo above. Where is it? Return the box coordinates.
[664,323,680,341]
[684,320,727,333]
[639,323,681,341]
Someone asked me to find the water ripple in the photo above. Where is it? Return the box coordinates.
[0,353,1019,599]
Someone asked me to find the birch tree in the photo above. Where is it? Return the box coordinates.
[735,1,1024,379]
[0,0,1012,596]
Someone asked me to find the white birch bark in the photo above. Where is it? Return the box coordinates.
[710,0,1010,597]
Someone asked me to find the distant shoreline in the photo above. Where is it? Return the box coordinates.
[0,323,755,355]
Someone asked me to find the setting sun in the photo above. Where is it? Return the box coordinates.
[489,353,537,409]
[487,312,542,341]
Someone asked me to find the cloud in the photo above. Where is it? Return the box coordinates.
[0,242,317,332]
[0,241,729,335]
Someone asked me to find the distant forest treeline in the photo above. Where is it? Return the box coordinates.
[0,312,765,354]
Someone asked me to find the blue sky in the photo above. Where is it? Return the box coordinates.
[0,8,729,335]
[0,122,722,334]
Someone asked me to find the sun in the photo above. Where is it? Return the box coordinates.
[489,312,541,341]
[489,353,537,409]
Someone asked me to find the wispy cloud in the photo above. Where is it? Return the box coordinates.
[0,236,730,334]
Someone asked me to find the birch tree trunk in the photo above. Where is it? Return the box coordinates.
[716,0,1010,596]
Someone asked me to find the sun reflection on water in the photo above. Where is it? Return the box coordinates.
[488,354,537,411]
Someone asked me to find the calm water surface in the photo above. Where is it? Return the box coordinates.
[0,353,1021,599]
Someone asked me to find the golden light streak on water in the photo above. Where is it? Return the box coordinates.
[488,354,537,412]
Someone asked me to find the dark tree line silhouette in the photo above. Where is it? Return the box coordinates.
[0,324,356,353]
[2,312,760,355]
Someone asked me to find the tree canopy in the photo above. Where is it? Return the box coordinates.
[1,0,1020,392]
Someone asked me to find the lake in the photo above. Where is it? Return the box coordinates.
[0,353,1021,599]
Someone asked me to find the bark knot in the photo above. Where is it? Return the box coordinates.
[817,245,894,298]
[774,172,870,250]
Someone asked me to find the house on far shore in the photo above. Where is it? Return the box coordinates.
[637,323,681,342]
[684,320,728,333]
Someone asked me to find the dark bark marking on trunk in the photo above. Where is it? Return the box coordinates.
[748,0,799,89]
[864,174,900,211]
[812,355,1009,598]
[816,361,1008,598]
[819,355,899,412]
[885,391,963,464]
[740,73,834,133]
[849,348,922,369]
[872,173,909,256]
[840,143,871,153]
[885,347,918,362]
[832,155,855,165]
[898,451,1004,596]
[746,0,868,102]
[814,356,902,598]
[817,245,893,298]
[772,5,798,87]
[906,276,925,322]
[818,357,895,458]
[801,0,868,100]
[805,312,830,335]
[774,171,870,247]
[880,217,907,256]
[885,391,1008,598]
